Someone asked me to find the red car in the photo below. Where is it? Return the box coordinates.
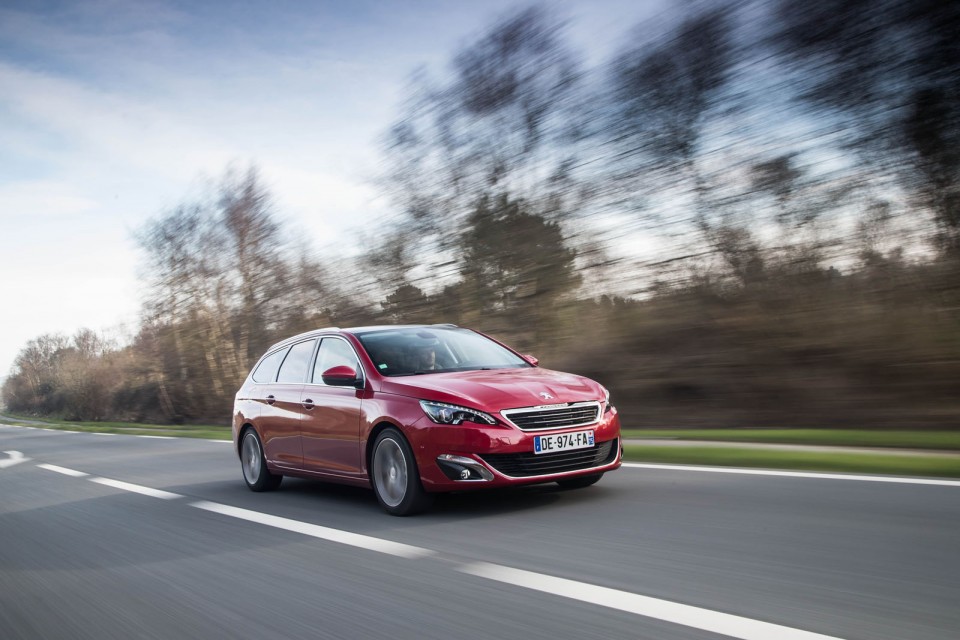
[233,324,621,515]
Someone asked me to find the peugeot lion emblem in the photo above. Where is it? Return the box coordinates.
[539,392,554,400]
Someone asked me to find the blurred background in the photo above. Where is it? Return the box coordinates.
[3,0,959,430]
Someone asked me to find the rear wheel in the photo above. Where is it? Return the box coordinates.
[556,473,603,490]
[241,429,282,492]
[371,428,433,516]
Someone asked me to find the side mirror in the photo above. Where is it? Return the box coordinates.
[522,354,539,367]
[321,365,362,388]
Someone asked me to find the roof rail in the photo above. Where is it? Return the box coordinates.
[432,323,459,328]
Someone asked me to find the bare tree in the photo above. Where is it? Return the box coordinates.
[219,167,290,367]
[134,166,297,421]
[3,334,69,414]
[774,0,960,256]
[383,5,586,236]
[606,5,734,222]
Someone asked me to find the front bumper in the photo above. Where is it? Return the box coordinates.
[406,406,622,491]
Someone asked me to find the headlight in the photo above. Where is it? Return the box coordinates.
[419,400,497,425]
[602,387,612,412]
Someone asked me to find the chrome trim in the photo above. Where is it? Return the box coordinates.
[436,454,495,482]
[481,441,621,481]
[263,327,342,354]
[500,401,603,432]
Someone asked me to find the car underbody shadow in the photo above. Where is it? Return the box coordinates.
[182,475,609,524]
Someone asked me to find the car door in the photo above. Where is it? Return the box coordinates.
[259,338,317,468]
[300,336,364,475]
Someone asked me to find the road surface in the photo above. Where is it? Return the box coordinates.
[1,423,958,640]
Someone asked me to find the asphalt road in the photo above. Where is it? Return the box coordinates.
[1,424,958,640]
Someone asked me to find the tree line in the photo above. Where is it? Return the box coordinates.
[4,1,959,427]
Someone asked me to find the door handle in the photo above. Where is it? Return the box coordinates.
[301,398,315,410]
[266,395,276,405]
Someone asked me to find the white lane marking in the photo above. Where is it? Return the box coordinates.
[0,450,29,469]
[137,435,174,440]
[37,463,89,477]
[26,464,848,638]
[208,439,231,444]
[59,430,80,434]
[622,462,960,487]
[91,432,117,436]
[89,477,182,499]
[460,562,844,640]
[190,501,434,559]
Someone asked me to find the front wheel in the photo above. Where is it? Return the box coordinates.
[240,429,282,492]
[556,473,603,490]
[371,428,433,516]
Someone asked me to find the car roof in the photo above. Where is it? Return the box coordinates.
[345,323,459,335]
[262,324,461,354]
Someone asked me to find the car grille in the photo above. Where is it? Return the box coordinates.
[480,439,617,478]
[502,402,602,431]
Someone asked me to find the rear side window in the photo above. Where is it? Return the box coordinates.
[276,339,317,383]
[252,348,288,383]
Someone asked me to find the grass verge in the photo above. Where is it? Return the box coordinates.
[6,414,959,478]
[622,444,960,478]
[620,428,960,451]
[1,414,230,440]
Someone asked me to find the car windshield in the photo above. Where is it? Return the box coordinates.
[354,327,530,376]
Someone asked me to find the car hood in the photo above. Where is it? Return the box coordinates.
[378,367,603,411]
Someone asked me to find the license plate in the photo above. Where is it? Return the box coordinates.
[533,430,595,455]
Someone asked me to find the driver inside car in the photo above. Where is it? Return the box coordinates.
[415,344,439,371]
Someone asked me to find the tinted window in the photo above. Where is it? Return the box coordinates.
[355,327,528,376]
[312,338,360,383]
[252,348,288,383]
[276,339,317,383]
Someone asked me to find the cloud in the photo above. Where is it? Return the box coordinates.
[0,0,670,377]
[0,180,99,218]
[0,62,235,180]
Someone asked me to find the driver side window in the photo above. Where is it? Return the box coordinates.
[312,338,360,384]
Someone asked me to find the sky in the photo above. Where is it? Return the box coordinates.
[0,0,666,377]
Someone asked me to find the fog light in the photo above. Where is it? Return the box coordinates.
[436,454,495,481]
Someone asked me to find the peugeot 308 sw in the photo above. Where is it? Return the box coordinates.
[233,324,621,515]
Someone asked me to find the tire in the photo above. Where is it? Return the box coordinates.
[556,473,603,490]
[371,428,433,516]
[240,428,283,492]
